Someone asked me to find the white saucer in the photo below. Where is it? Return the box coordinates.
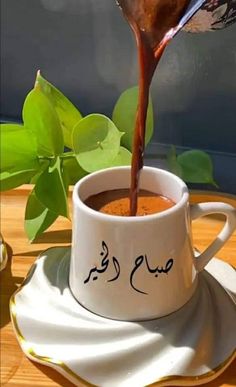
[10,247,236,387]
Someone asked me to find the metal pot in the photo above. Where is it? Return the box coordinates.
[184,0,236,32]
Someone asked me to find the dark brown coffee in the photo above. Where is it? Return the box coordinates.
[85,189,175,216]
[117,0,190,215]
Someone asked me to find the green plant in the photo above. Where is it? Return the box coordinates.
[167,146,218,187]
[0,73,151,240]
[0,72,217,241]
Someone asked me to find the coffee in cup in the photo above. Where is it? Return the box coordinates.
[84,189,175,216]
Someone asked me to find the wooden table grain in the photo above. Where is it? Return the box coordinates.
[1,186,236,387]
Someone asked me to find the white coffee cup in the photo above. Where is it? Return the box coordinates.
[69,167,236,321]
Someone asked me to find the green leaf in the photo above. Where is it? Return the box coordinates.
[25,190,58,241]
[112,86,154,151]
[72,114,122,172]
[23,87,64,157]
[35,157,68,217]
[36,72,82,149]
[0,124,37,171]
[0,165,38,191]
[62,156,87,185]
[0,170,33,191]
[177,150,218,186]
[30,160,50,184]
[110,147,132,167]
[167,145,182,178]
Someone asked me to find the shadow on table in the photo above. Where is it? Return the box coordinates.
[0,243,24,328]
[14,250,45,257]
[34,229,72,244]
[13,229,72,258]
[33,361,77,387]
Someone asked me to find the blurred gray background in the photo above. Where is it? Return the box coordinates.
[1,0,236,192]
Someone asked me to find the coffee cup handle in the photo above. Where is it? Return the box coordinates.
[190,202,236,272]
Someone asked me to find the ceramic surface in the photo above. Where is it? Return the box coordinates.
[70,167,236,320]
[0,233,8,271]
[11,246,236,387]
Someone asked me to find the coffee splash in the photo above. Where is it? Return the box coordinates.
[117,0,191,215]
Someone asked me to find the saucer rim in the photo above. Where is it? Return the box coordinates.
[10,246,236,387]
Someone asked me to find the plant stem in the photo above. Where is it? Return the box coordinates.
[60,152,75,159]
[38,152,75,162]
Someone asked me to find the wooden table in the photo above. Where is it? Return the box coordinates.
[1,186,236,387]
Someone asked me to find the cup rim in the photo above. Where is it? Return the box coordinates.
[73,166,189,222]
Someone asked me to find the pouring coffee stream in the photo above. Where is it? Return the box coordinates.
[117,0,205,216]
